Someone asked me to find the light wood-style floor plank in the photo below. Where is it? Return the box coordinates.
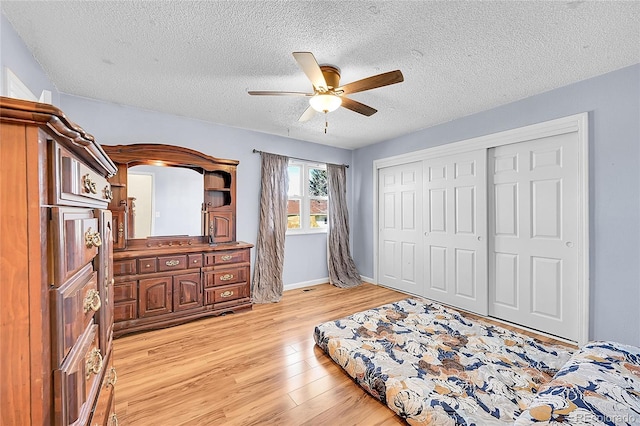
[114,283,572,425]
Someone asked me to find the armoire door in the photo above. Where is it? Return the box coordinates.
[423,149,488,315]
[377,162,423,295]
[488,132,579,340]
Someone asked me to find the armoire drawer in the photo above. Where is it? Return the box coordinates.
[203,266,247,288]
[204,249,250,266]
[50,207,100,286]
[53,323,103,426]
[55,142,112,207]
[204,282,249,304]
[90,353,116,426]
[50,264,99,365]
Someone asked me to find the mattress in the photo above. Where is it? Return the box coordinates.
[314,298,573,425]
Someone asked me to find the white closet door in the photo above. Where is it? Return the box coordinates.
[378,162,423,295]
[489,133,578,340]
[423,150,487,315]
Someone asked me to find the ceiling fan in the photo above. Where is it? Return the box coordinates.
[248,52,404,123]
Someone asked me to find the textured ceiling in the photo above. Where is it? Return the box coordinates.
[2,1,639,149]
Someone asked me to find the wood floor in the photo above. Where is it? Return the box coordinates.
[113,283,570,425]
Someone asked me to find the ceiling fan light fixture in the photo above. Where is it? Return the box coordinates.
[309,94,342,113]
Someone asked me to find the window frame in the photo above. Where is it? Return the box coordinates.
[286,160,329,235]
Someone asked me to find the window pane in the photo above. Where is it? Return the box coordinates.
[309,199,328,228]
[287,199,301,229]
[288,165,301,196]
[308,168,327,197]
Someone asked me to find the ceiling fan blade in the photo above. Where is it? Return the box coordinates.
[248,91,312,96]
[298,105,316,122]
[292,52,327,91]
[340,97,377,116]
[337,70,404,95]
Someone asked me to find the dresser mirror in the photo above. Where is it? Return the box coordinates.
[102,143,238,250]
[127,165,203,238]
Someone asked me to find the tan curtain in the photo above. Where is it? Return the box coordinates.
[252,152,289,303]
[327,164,361,288]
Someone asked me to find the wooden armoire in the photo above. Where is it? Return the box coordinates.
[0,97,118,425]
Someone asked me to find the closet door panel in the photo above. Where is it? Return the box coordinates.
[489,132,578,340]
[423,149,487,315]
[378,162,423,295]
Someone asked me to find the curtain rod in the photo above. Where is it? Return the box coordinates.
[252,149,349,168]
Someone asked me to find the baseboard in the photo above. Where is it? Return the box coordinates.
[283,277,330,291]
[360,275,376,284]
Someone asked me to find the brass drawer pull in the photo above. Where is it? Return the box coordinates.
[82,174,98,194]
[220,290,234,298]
[107,366,117,388]
[103,185,113,201]
[165,259,180,267]
[220,255,233,261]
[111,413,119,426]
[85,228,102,248]
[220,273,234,281]
[83,289,101,313]
[85,348,103,380]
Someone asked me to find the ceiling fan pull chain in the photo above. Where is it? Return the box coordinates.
[325,111,328,134]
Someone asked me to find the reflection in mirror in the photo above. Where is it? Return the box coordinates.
[128,165,204,238]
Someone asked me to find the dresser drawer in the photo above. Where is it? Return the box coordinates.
[114,259,136,276]
[114,301,137,322]
[113,281,137,303]
[204,282,249,304]
[138,257,158,273]
[50,265,99,366]
[54,142,112,207]
[157,255,187,272]
[204,249,250,266]
[188,253,203,268]
[50,207,100,286]
[53,324,103,426]
[90,353,116,426]
[204,266,247,288]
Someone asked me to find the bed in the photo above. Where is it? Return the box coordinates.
[314,298,640,425]
[314,298,574,425]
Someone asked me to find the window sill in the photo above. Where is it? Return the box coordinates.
[286,229,328,236]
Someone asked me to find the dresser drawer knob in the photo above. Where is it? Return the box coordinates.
[165,259,180,267]
[220,273,234,281]
[111,413,119,426]
[107,366,117,388]
[220,255,233,261]
[220,290,234,298]
[82,174,98,194]
[85,348,103,380]
[83,289,102,313]
[85,228,102,248]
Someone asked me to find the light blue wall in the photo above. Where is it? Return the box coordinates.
[0,13,59,105]
[352,64,640,346]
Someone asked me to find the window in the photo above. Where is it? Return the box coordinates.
[287,161,328,233]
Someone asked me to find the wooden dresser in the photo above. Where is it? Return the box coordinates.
[0,97,118,425]
[112,238,253,336]
[101,144,253,337]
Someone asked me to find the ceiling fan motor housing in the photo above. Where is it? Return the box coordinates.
[319,65,341,91]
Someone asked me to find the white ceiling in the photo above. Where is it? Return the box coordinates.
[2,1,639,150]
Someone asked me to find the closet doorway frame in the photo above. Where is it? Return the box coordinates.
[373,112,589,344]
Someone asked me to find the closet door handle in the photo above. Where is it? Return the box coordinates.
[477,236,483,241]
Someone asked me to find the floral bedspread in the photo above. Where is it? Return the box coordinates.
[515,341,640,425]
[313,298,573,425]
